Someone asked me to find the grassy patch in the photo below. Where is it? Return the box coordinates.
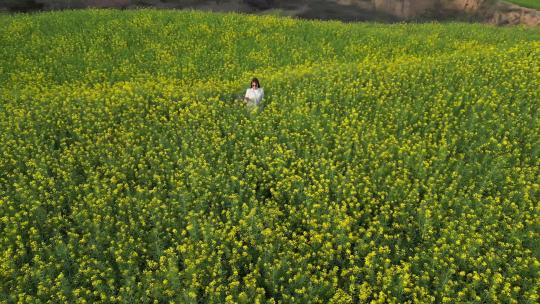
[505,0,540,10]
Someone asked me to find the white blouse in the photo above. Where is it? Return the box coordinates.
[245,87,264,106]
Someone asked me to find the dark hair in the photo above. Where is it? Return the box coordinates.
[251,78,260,88]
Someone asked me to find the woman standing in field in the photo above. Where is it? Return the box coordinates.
[244,78,264,112]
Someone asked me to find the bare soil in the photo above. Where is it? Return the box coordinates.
[2,0,538,26]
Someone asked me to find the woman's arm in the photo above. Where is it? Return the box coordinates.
[244,89,252,103]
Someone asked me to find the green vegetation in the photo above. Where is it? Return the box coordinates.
[506,0,540,10]
[1,8,539,303]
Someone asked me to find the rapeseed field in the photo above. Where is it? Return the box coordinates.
[0,8,539,303]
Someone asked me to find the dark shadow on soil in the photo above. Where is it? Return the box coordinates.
[295,0,400,23]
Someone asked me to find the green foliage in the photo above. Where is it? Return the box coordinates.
[0,8,539,303]
[505,0,540,10]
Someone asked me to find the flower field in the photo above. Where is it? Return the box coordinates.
[0,8,539,303]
